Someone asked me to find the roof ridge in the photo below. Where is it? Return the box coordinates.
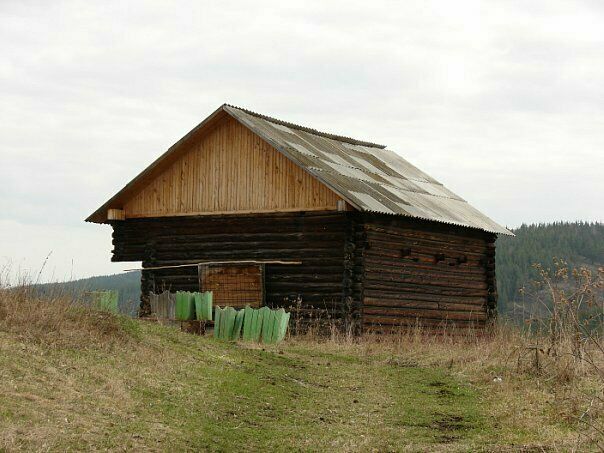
[223,104,386,149]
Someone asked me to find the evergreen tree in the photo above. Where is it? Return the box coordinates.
[496,221,604,315]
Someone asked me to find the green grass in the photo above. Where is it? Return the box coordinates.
[0,318,594,452]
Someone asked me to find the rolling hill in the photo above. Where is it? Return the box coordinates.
[35,271,141,316]
[496,221,604,317]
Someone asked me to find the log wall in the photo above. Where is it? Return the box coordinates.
[111,211,349,316]
[358,213,497,331]
[111,210,498,331]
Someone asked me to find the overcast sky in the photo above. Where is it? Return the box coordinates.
[1,0,603,282]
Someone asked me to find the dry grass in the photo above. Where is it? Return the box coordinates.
[292,322,604,450]
[0,275,138,350]
[1,293,602,450]
[1,264,602,451]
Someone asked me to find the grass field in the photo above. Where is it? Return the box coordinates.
[1,303,601,452]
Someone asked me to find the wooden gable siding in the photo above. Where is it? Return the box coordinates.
[122,116,341,218]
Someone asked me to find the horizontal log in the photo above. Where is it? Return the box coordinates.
[364,212,497,235]
[265,273,345,282]
[363,289,486,305]
[148,249,344,260]
[362,314,487,327]
[364,272,488,290]
[155,231,346,244]
[143,259,344,268]
[152,239,345,253]
[363,264,486,284]
[365,222,490,247]
[116,218,346,236]
[364,256,485,276]
[266,282,343,290]
[362,297,485,312]
[363,306,487,321]
[364,225,479,240]
[267,298,345,310]
[364,228,489,251]
[361,281,488,297]
[364,247,485,267]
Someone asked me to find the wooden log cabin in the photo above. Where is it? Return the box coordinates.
[87,104,512,332]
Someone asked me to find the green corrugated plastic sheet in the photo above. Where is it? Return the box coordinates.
[214,307,223,339]
[194,291,213,321]
[242,306,254,341]
[232,309,245,341]
[213,305,290,344]
[276,309,290,343]
[92,290,118,314]
[261,308,290,344]
[256,307,269,342]
[218,307,227,339]
[223,307,237,341]
[261,308,274,344]
[175,291,195,320]
[250,310,264,341]
[268,312,279,343]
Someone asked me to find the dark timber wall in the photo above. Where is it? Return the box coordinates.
[358,213,497,331]
[110,211,497,331]
[111,211,349,319]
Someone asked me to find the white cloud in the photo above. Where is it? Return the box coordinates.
[1,0,603,280]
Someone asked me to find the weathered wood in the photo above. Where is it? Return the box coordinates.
[113,211,349,314]
[363,314,486,327]
[363,297,484,311]
[113,210,499,331]
[122,116,340,219]
[200,264,263,308]
[363,289,486,305]
[149,291,175,319]
[359,213,496,329]
[363,307,488,321]
[124,260,300,272]
[107,208,125,221]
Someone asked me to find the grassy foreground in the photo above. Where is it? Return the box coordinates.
[0,290,602,451]
[1,321,487,452]
[0,324,599,451]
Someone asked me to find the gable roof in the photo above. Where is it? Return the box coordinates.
[87,104,512,235]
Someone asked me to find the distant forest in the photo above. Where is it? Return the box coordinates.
[44,221,603,318]
[35,271,141,316]
[496,221,604,316]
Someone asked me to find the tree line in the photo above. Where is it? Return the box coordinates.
[496,221,604,315]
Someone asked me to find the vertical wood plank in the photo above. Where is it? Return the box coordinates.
[123,117,339,217]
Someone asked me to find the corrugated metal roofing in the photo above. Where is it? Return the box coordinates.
[224,105,512,235]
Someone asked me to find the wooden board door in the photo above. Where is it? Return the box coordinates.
[199,264,264,308]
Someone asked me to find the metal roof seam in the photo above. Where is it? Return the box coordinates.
[309,168,467,202]
[87,103,512,236]
[225,106,513,235]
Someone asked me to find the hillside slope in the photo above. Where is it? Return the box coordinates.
[35,271,141,315]
[1,317,594,451]
[496,221,604,315]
